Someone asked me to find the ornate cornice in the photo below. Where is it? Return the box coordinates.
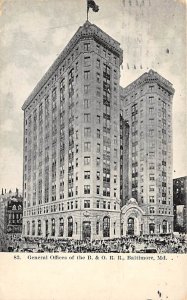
[121,69,175,96]
[22,21,123,111]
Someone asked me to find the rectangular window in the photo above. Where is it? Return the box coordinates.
[97,129,100,138]
[84,199,90,208]
[84,43,90,51]
[84,185,90,194]
[96,72,101,83]
[97,115,100,124]
[84,156,90,165]
[149,196,155,203]
[84,113,91,123]
[96,200,100,208]
[84,56,90,66]
[97,143,100,153]
[84,127,91,137]
[96,157,100,166]
[96,59,100,68]
[84,85,89,94]
[96,171,100,180]
[84,99,90,109]
[97,185,100,194]
[84,142,91,152]
[84,70,90,80]
[84,171,90,179]
[103,201,106,209]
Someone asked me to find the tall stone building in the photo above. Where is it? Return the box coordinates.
[22,21,175,239]
[22,21,123,240]
[173,176,187,233]
[120,70,175,235]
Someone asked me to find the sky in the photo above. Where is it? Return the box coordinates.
[0,0,186,192]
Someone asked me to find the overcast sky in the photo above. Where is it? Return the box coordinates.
[0,0,186,191]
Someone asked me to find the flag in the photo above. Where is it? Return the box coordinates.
[87,0,99,12]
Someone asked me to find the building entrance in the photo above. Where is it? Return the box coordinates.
[82,221,91,240]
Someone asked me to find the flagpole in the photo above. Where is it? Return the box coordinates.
[87,1,89,21]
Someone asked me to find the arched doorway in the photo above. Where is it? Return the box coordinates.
[82,221,91,240]
[127,217,134,235]
[68,216,73,237]
[103,216,110,238]
[149,223,155,234]
[59,218,64,237]
[163,220,167,233]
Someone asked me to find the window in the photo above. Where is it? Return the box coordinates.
[84,142,91,152]
[59,218,64,237]
[68,217,73,237]
[108,202,110,209]
[97,143,100,153]
[149,174,155,181]
[84,70,90,80]
[96,59,100,68]
[84,156,90,165]
[114,202,116,210]
[96,221,99,234]
[103,216,110,237]
[51,218,55,236]
[97,129,100,138]
[84,99,90,109]
[84,200,90,208]
[84,85,89,94]
[96,157,100,166]
[84,43,90,51]
[103,201,106,209]
[96,171,100,180]
[97,115,100,124]
[84,171,90,179]
[84,113,91,123]
[96,200,100,208]
[84,185,90,194]
[96,185,100,194]
[84,127,91,137]
[149,185,155,192]
[84,56,90,66]
[150,207,155,214]
[96,72,101,83]
[149,196,155,203]
[149,107,154,114]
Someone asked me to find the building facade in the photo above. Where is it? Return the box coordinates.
[0,189,23,238]
[22,21,123,240]
[22,21,174,239]
[120,70,175,235]
[173,176,187,233]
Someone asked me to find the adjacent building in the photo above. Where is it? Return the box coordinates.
[22,21,175,239]
[120,70,174,235]
[0,189,23,238]
[173,176,187,233]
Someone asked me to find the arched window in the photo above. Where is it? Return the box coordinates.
[59,218,64,237]
[51,218,55,236]
[103,216,110,237]
[163,220,167,233]
[38,220,41,236]
[32,220,35,236]
[45,220,49,238]
[96,221,99,235]
[127,218,134,235]
[27,221,30,235]
[68,216,73,237]
[149,223,155,234]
